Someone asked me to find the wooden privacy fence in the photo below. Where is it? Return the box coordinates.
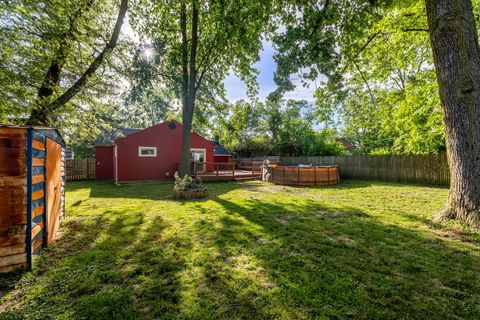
[280,153,450,185]
[65,159,96,181]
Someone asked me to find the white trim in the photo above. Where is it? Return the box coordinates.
[190,148,206,162]
[138,146,157,157]
[114,145,118,184]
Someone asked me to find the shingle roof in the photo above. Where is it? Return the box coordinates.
[211,140,230,156]
[95,127,139,145]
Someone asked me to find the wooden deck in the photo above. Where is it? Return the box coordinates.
[195,170,260,182]
[191,161,261,182]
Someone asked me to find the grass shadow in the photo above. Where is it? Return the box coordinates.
[0,208,189,319]
[199,195,480,319]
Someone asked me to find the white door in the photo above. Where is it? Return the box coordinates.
[190,149,206,173]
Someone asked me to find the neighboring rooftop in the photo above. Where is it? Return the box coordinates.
[211,140,230,156]
[336,138,356,154]
[95,127,139,145]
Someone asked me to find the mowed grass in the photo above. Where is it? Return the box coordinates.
[1,180,480,319]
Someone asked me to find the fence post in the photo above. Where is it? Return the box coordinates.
[278,154,449,186]
[86,159,90,180]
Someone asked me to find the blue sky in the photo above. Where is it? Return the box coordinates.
[223,41,319,103]
[122,18,318,104]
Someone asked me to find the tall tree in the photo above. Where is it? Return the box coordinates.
[0,0,129,126]
[132,0,272,175]
[426,0,480,226]
[28,0,129,125]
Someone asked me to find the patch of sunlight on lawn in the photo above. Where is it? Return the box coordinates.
[1,180,480,319]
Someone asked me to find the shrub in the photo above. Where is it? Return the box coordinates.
[173,172,204,192]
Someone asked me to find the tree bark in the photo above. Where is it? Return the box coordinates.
[30,0,95,125]
[28,0,128,126]
[426,0,480,227]
[179,1,199,177]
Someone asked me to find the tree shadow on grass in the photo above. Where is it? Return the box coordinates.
[187,196,480,319]
[0,208,190,319]
[78,180,240,201]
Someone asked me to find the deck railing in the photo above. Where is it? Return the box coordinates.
[191,161,236,177]
[191,161,262,180]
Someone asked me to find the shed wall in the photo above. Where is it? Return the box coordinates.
[0,126,65,273]
[0,127,28,272]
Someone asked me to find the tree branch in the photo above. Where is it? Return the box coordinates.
[353,61,375,104]
[401,28,429,32]
[196,54,219,90]
[48,0,128,110]
[341,32,381,73]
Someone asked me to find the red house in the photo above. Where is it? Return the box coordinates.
[95,120,229,183]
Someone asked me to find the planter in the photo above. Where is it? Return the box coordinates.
[174,188,208,199]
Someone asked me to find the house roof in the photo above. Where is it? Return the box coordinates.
[95,127,139,145]
[211,140,230,156]
[336,138,356,153]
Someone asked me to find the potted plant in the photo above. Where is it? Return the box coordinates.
[173,172,208,199]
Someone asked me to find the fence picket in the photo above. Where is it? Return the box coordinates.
[279,153,449,186]
[65,159,96,181]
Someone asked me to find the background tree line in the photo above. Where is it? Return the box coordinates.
[4,0,478,158]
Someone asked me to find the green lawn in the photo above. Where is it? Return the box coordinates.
[1,180,480,319]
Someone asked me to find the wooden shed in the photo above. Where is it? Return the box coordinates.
[0,125,66,272]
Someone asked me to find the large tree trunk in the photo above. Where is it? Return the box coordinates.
[426,0,480,227]
[179,2,199,176]
[30,0,95,125]
[28,0,128,126]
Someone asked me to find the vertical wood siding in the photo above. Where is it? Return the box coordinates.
[280,154,450,186]
[65,159,96,181]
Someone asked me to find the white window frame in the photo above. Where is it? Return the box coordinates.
[138,146,157,157]
[190,148,206,162]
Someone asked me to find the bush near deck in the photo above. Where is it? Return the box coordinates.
[1,180,479,319]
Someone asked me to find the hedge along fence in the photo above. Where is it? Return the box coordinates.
[280,153,450,186]
[65,159,96,181]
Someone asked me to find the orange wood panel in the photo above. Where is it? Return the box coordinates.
[0,176,26,187]
[0,243,25,256]
[32,174,45,184]
[0,156,26,177]
[32,205,44,217]
[32,189,44,201]
[33,139,45,150]
[0,147,26,158]
[46,138,62,245]
[0,204,25,216]
[0,252,27,268]
[31,221,44,241]
[0,225,26,246]
[0,263,28,273]
[32,158,45,166]
[0,128,27,139]
[0,213,27,227]
[0,195,27,206]
[0,138,26,148]
[32,237,43,252]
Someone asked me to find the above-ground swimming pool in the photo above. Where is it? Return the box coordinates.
[269,165,340,186]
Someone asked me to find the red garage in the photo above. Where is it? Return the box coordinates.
[212,140,231,163]
[95,120,229,183]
